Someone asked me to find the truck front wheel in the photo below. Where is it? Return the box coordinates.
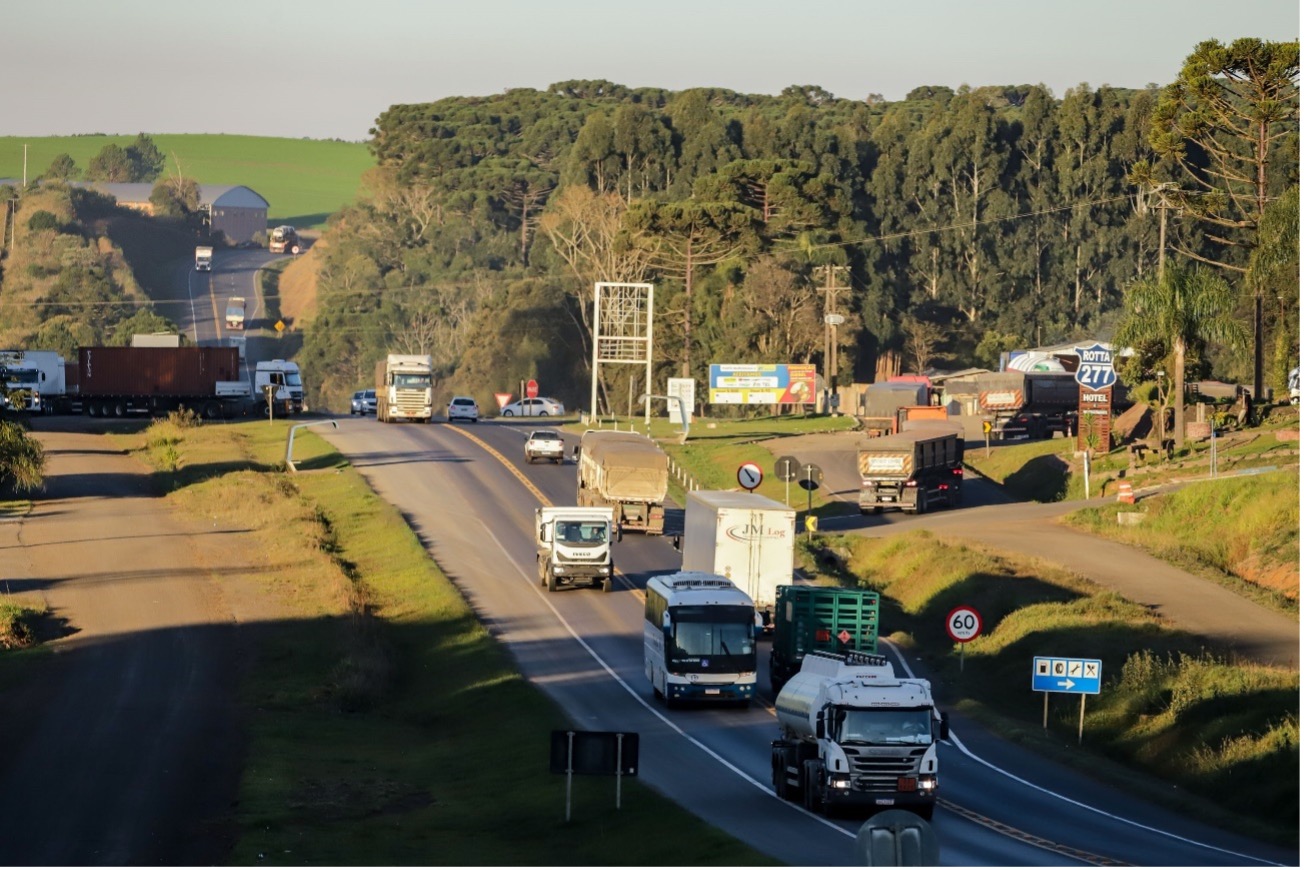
[547,573,558,593]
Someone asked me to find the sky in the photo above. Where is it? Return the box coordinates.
[5,0,1299,141]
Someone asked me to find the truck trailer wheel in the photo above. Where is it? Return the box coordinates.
[802,760,825,813]
[772,750,795,801]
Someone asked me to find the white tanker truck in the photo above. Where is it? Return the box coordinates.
[770,650,947,819]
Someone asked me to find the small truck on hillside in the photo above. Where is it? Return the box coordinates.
[771,650,948,819]
[575,430,668,534]
[535,506,617,592]
[857,426,964,515]
[268,226,301,255]
[194,246,213,271]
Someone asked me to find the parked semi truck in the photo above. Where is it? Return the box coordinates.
[535,506,617,593]
[375,354,433,423]
[268,226,301,255]
[194,245,213,271]
[857,427,964,515]
[252,359,305,416]
[79,346,250,418]
[225,296,247,331]
[681,490,794,629]
[771,650,948,819]
[575,430,668,534]
[976,371,1098,440]
[0,350,71,413]
[769,585,880,692]
[858,382,929,437]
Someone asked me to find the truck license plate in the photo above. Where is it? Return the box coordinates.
[878,496,893,502]
[875,798,895,806]
[705,688,720,695]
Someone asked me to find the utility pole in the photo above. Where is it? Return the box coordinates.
[22,144,28,188]
[821,265,851,415]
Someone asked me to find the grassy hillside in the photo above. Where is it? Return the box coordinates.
[0,135,373,227]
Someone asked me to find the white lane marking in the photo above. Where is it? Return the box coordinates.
[185,267,199,344]
[881,644,1283,867]
[472,518,854,840]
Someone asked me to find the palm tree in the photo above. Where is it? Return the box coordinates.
[0,419,45,493]
[1113,266,1248,449]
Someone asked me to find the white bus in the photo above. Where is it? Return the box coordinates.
[643,571,758,706]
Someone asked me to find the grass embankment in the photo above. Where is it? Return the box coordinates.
[122,413,772,866]
[0,134,373,227]
[797,532,1299,843]
[570,413,860,515]
[1068,471,1300,613]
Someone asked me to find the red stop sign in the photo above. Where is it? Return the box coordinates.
[526,379,539,398]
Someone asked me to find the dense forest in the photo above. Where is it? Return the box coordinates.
[0,40,1297,417]
[299,39,1299,413]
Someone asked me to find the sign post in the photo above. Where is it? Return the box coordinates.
[775,455,799,507]
[1074,344,1116,455]
[797,462,823,540]
[549,730,639,821]
[945,605,982,671]
[1032,657,1103,744]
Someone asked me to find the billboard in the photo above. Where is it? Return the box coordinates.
[709,364,817,405]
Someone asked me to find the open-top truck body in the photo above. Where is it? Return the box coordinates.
[857,426,964,515]
[576,430,668,534]
[769,585,880,692]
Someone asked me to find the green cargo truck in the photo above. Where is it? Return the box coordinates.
[769,585,880,692]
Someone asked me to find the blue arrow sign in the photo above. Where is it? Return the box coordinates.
[1032,656,1102,695]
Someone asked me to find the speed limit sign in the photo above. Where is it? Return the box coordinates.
[945,606,982,644]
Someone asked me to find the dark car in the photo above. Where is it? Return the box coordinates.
[351,389,377,415]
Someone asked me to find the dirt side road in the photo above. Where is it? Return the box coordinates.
[772,431,1299,668]
[0,425,276,864]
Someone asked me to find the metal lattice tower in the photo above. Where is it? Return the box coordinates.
[591,282,654,425]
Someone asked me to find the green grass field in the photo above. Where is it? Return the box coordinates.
[0,134,374,227]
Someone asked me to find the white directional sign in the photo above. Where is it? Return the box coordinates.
[1032,656,1102,694]
[737,461,763,491]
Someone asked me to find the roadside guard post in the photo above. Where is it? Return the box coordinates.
[549,730,639,822]
[284,420,338,472]
[855,808,939,865]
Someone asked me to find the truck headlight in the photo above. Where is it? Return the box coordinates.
[599,566,610,574]
[919,776,938,792]
[828,776,851,790]
[553,566,565,574]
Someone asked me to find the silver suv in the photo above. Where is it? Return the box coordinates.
[524,429,565,464]
[447,396,479,423]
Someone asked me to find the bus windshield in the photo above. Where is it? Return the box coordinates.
[838,707,933,746]
[667,605,755,672]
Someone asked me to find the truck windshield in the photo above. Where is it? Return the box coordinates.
[556,521,607,544]
[4,368,38,386]
[667,605,755,671]
[394,374,431,388]
[838,708,933,745]
[284,372,303,387]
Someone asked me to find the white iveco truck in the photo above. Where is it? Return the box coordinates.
[535,506,617,593]
[771,650,947,819]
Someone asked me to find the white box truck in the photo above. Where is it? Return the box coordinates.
[681,490,795,629]
[194,246,213,271]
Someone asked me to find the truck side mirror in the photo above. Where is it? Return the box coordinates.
[613,524,623,543]
[672,535,682,552]
[815,717,825,740]
[938,712,949,741]
[539,525,551,543]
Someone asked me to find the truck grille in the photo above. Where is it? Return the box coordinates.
[844,746,926,792]
[394,390,428,413]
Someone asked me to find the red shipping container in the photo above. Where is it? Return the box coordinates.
[78,347,240,397]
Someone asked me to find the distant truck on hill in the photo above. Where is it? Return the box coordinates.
[268,226,301,255]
